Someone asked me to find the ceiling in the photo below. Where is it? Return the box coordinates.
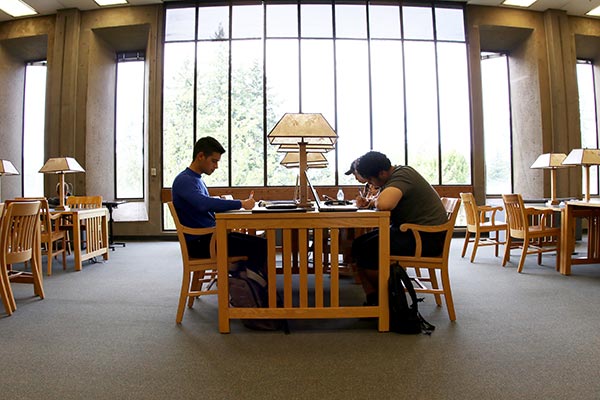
[1,0,599,23]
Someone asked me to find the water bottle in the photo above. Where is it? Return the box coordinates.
[337,188,345,201]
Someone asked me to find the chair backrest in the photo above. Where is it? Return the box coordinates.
[439,197,461,257]
[502,194,527,233]
[0,201,41,265]
[67,195,103,209]
[167,201,216,261]
[0,203,4,218]
[459,192,479,228]
[441,197,461,224]
[14,197,52,236]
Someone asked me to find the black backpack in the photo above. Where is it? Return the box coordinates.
[388,263,435,335]
[229,268,289,333]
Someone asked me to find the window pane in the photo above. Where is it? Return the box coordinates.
[266,3,297,38]
[198,6,229,40]
[403,6,433,40]
[404,41,438,183]
[482,54,512,195]
[369,4,401,39]
[165,8,196,41]
[163,42,195,188]
[232,4,263,39]
[301,4,332,38]
[337,40,370,184]
[197,41,230,184]
[23,63,46,197]
[266,39,300,186]
[371,41,405,166]
[335,3,367,39]
[300,39,335,184]
[577,61,599,194]
[300,39,335,124]
[438,42,470,184]
[230,40,264,186]
[435,7,465,41]
[116,60,145,199]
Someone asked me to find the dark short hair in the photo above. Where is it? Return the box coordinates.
[193,137,226,160]
[356,151,391,179]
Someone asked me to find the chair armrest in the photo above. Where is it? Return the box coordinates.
[524,207,556,229]
[478,205,503,223]
[399,221,452,257]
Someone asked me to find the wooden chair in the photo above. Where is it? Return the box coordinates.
[63,195,103,252]
[501,194,561,273]
[0,201,45,316]
[390,197,461,321]
[14,198,68,276]
[167,201,246,324]
[460,192,508,262]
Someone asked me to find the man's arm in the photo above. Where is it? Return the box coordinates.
[375,186,403,211]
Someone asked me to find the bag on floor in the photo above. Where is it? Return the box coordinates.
[389,263,435,335]
[229,268,288,332]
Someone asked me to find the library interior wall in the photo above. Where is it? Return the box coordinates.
[0,5,599,237]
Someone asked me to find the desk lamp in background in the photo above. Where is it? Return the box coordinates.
[0,159,19,202]
[280,152,329,202]
[530,153,568,206]
[39,157,85,211]
[268,113,337,208]
[562,148,600,202]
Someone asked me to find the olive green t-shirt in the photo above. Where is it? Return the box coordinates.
[384,165,447,227]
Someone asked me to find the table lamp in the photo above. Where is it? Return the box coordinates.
[268,113,337,208]
[562,148,600,202]
[279,152,329,169]
[0,159,19,202]
[39,157,85,210]
[530,153,568,205]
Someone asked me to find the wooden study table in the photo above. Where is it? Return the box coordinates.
[559,200,600,275]
[53,207,110,271]
[216,209,390,333]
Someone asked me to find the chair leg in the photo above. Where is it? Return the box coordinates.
[470,232,480,263]
[502,236,512,266]
[176,270,192,324]
[46,244,53,276]
[187,271,202,308]
[517,242,529,273]
[0,276,14,315]
[441,267,456,321]
[493,230,500,257]
[32,256,45,300]
[1,265,17,312]
[428,268,442,306]
[461,231,470,258]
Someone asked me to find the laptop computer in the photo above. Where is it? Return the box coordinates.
[307,175,358,212]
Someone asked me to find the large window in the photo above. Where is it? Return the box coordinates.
[163,1,471,189]
[22,61,47,197]
[481,52,512,195]
[577,60,599,195]
[115,52,145,199]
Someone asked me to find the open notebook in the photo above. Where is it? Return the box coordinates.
[307,174,358,212]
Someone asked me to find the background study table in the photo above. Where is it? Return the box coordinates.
[52,207,109,271]
[216,209,390,333]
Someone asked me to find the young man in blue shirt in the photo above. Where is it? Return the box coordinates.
[172,136,267,273]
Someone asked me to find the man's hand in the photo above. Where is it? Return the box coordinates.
[240,191,256,210]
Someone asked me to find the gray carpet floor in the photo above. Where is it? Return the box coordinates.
[2,239,600,400]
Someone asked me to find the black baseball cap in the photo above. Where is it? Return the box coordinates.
[344,159,358,175]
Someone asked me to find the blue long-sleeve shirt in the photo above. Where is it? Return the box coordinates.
[172,168,242,233]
